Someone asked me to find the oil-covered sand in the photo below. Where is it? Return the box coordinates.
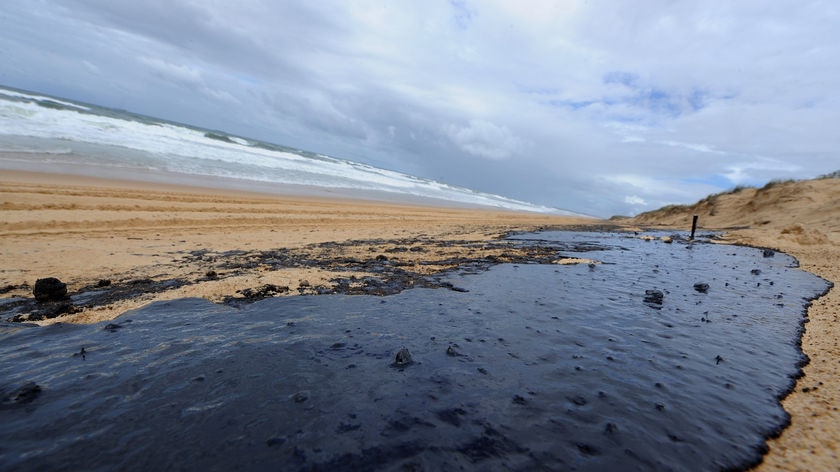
[0,231,830,471]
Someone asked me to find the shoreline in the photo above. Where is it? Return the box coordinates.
[0,157,576,215]
[2,227,816,470]
[713,229,839,472]
[0,170,591,324]
[2,170,837,469]
[627,219,839,471]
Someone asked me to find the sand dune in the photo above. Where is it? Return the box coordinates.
[631,174,840,471]
[633,177,840,247]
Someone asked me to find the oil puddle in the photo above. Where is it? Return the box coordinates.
[0,231,831,471]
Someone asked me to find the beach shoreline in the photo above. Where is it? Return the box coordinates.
[2,170,837,470]
[723,232,839,471]
[0,170,592,324]
[695,229,838,472]
[3,227,821,471]
[629,179,840,471]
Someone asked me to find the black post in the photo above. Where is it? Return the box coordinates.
[690,215,699,240]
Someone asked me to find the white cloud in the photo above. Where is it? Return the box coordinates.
[723,158,803,185]
[659,140,725,155]
[603,174,661,194]
[624,195,647,206]
[138,56,239,105]
[82,60,100,74]
[3,0,839,216]
[447,120,525,160]
[139,56,203,86]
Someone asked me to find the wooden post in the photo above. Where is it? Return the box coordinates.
[690,215,699,240]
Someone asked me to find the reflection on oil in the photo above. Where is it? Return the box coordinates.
[1,232,831,471]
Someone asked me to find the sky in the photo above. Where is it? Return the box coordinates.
[1,1,838,217]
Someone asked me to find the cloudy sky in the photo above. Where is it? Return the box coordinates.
[2,1,838,216]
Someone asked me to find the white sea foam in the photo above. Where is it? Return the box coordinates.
[0,87,576,214]
[0,147,73,155]
[0,88,90,111]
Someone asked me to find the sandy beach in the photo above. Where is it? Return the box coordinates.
[2,170,838,469]
[0,170,590,324]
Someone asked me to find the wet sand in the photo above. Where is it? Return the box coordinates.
[0,170,590,323]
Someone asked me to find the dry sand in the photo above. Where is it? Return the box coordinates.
[0,170,590,324]
[632,177,840,471]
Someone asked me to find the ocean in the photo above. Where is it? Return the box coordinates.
[0,231,831,471]
[0,85,575,214]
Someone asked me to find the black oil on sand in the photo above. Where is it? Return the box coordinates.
[0,231,831,471]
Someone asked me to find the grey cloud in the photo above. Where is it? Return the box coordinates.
[3,0,839,216]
